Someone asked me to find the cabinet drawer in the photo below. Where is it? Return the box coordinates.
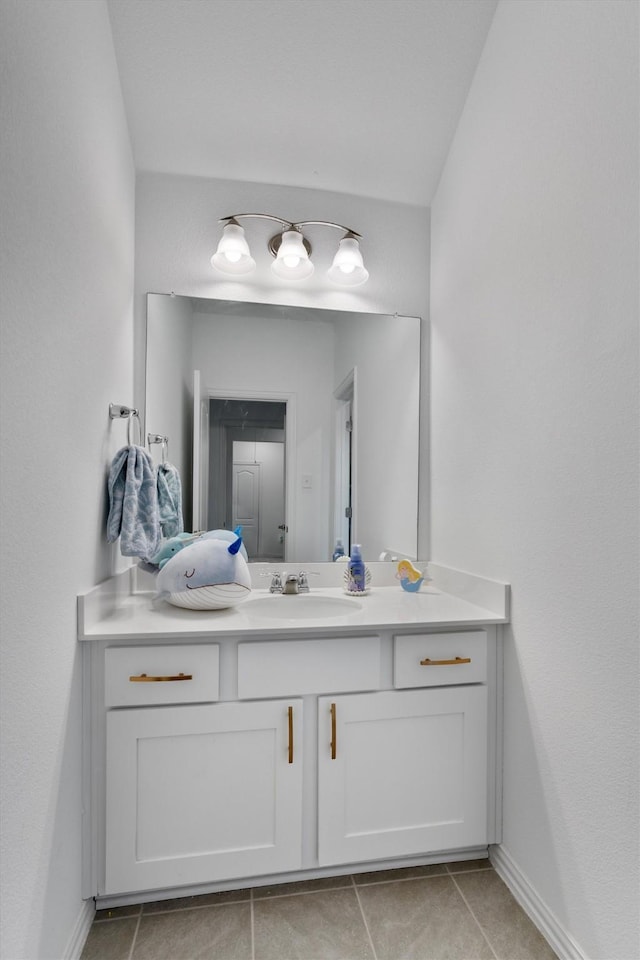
[105,645,219,707]
[238,636,381,699]
[394,631,487,688]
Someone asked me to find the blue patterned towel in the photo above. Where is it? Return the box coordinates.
[106,445,161,561]
[157,461,184,539]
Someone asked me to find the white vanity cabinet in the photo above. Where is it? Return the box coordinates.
[104,698,303,894]
[317,686,487,866]
[99,644,304,894]
[81,580,506,907]
[317,630,490,865]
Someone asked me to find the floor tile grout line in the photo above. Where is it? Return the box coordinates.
[252,882,353,901]
[94,914,141,923]
[449,874,499,960]
[126,905,143,960]
[351,875,379,960]
[355,871,448,888]
[250,887,255,960]
[134,896,251,917]
[353,865,491,889]
[250,873,454,900]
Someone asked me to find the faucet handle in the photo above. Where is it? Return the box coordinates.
[259,571,283,593]
[297,570,319,593]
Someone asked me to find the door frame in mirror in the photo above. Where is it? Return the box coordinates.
[333,368,357,555]
[195,386,296,562]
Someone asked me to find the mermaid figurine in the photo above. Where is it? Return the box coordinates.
[396,559,427,593]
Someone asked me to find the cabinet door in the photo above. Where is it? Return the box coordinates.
[318,687,487,866]
[104,700,302,894]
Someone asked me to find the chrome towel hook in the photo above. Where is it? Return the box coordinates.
[147,433,169,463]
[109,403,142,446]
[127,411,141,446]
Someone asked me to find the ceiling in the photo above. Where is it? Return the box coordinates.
[108,0,497,207]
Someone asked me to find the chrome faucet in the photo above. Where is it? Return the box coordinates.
[283,573,300,595]
[261,570,319,594]
[283,571,319,594]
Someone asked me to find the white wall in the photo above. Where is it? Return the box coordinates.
[135,172,431,556]
[430,2,639,958]
[0,3,135,958]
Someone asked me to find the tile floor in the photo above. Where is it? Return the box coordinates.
[81,859,559,960]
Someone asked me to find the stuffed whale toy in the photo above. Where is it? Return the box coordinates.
[152,527,248,569]
[151,532,198,568]
[155,534,251,610]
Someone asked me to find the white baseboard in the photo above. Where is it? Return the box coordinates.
[63,899,95,960]
[490,845,587,960]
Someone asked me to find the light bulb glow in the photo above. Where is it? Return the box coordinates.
[211,222,256,276]
[328,236,369,286]
[272,230,314,280]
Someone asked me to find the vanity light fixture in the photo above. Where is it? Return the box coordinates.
[211,214,369,286]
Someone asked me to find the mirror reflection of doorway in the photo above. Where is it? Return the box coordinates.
[208,399,286,562]
[334,370,355,555]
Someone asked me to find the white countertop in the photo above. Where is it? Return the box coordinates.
[78,567,509,641]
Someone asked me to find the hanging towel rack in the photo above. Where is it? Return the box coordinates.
[148,433,169,463]
[109,403,138,419]
[109,403,142,445]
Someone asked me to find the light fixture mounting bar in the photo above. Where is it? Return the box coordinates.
[220,213,361,238]
[219,213,294,228]
[294,221,361,239]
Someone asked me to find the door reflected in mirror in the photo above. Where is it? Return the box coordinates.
[145,294,421,563]
[210,398,286,562]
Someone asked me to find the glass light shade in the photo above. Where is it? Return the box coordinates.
[272,230,314,280]
[211,222,256,275]
[328,236,369,286]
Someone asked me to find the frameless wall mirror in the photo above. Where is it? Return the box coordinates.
[145,294,421,563]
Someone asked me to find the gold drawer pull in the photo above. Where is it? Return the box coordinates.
[129,672,193,682]
[330,702,337,760]
[419,656,471,666]
[288,706,294,764]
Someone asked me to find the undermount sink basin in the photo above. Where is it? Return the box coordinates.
[244,593,362,620]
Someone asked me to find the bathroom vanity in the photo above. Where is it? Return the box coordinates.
[79,563,509,907]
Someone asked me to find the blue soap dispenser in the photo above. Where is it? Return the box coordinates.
[332,538,345,561]
[347,543,366,592]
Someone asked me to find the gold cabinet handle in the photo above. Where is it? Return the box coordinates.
[419,656,471,666]
[129,672,193,682]
[288,705,294,764]
[330,702,337,760]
